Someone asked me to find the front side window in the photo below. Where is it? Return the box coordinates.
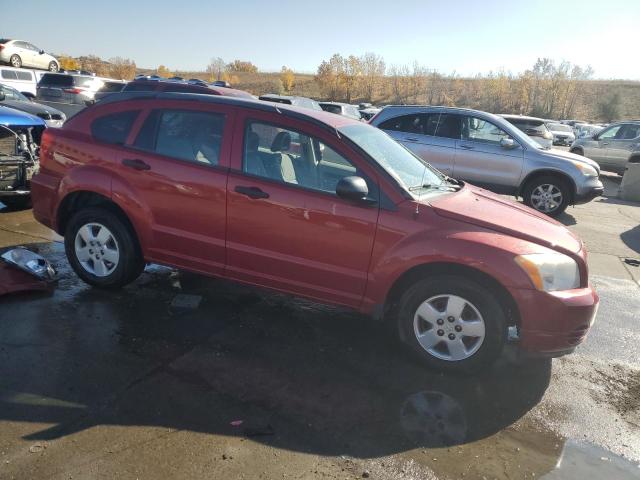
[379,114,429,134]
[91,110,140,145]
[598,125,622,140]
[243,121,360,194]
[134,109,225,166]
[462,117,511,145]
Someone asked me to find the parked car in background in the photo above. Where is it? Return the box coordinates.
[31,91,598,373]
[0,84,65,127]
[546,122,576,146]
[501,115,554,149]
[122,77,252,98]
[0,66,37,96]
[574,123,604,139]
[0,39,59,72]
[92,80,127,102]
[258,94,323,110]
[570,121,640,174]
[370,106,603,215]
[0,105,44,209]
[36,73,113,106]
[319,101,362,120]
[360,107,381,121]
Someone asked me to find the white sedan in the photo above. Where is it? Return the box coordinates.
[0,39,59,72]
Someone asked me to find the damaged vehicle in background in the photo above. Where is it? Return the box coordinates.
[0,106,43,209]
[0,84,65,127]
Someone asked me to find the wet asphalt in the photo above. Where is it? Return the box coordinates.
[0,177,639,479]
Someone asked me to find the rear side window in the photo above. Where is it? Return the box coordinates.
[379,113,433,134]
[123,82,156,92]
[619,124,640,140]
[1,70,18,80]
[91,110,140,145]
[38,74,73,87]
[16,71,33,81]
[134,109,225,166]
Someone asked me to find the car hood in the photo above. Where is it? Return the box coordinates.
[429,185,582,254]
[0,105,46,127]
[538,147,600,171]
[1,100,64,118]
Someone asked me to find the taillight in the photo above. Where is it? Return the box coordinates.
[39,130,53,168]
[63,88,82,94]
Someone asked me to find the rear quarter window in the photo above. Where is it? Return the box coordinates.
[38,74,73,87]
[91,110,140,145]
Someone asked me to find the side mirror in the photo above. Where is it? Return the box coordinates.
[39,50,45,54]
[592,134,599,140]
[336,176,372,204]
[500,137,517,149]
[0,92,5,101]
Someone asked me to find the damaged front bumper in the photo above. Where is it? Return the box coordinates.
[0,124,41,198]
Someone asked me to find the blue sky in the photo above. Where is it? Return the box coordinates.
[6,0,639,79]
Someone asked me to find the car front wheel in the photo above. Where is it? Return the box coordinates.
[48,61,59,72]
[523,175,570,216]
[64,207,144,288]
[10,54,22,68]
[397,276,507,374]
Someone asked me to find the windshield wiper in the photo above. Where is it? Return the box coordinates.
[409,183,461,192]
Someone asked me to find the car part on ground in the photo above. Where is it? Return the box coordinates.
[570,121,640,175]
[30,91,599,373]
[0,83,66,127]
[370,105,603,216]
[0,39,59,71]
[1,247,57,281]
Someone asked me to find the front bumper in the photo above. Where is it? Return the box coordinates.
[575,182,604,204]
[510,285,599,357]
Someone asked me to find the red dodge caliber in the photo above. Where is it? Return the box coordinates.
[31,92,599,373]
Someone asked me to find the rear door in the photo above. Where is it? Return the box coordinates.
[13,42,35,67]
[225,112,380,307]
[605,124,640,172]
[108,102,234,275]
[453,115,524,193]
[587,124,622,165]
[378,112,457,175]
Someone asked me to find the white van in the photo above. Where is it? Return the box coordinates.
[0,66,37,96]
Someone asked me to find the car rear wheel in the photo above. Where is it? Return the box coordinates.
[523,175,570,216]
[397,276,507,374]
[10,54,22,68]
[48,61,59,72]
[64,207,144,288]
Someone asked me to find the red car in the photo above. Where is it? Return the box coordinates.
[31,92,599,373]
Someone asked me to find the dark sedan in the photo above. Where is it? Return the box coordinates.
[0,83,65,127]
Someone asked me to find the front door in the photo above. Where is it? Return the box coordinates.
[606,124,640,173]
[111,103,234,275]
[225,113,380,307]
[453,115,524,193]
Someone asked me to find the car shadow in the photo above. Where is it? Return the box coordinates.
[621,225,640,256]
[0,244,552,458]
[556,211,577,226]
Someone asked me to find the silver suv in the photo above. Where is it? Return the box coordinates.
[370,106,604,216]
[570,121,640,175]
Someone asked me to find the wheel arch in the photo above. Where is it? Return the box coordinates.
[56,191,142,256]
[383,262,521,329]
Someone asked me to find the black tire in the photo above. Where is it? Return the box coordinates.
[48,61,59,72]
[9,54,21,68]
[570,148,583,156]
[0,196,32,210]
[64,207,144,288]
[522,175,570,217]
[397,275,507,374]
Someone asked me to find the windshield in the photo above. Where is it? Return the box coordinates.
[548,123,572,132]
[338,123,447,194]
[0,84,29,102]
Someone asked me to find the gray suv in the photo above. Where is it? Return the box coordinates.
[570,121,640,175]
[370,106,604,216]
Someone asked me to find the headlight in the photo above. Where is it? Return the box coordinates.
[572,161,598,177]
[515,253,580,291]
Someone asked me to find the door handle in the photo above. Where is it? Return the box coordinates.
[122,158,151,171]
[234,185,270,200]
[405,137,419,142]
[459,144,474,150]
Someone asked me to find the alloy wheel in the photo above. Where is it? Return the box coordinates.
[413,294,486,361]
[74,223,120,277]
[530,184,563,213]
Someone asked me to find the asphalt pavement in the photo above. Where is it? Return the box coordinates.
[0,173,639,479]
